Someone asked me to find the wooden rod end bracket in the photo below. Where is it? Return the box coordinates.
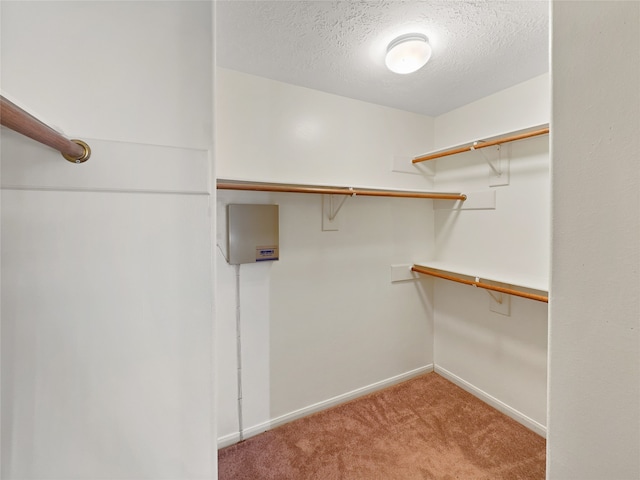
[62,139,91,164]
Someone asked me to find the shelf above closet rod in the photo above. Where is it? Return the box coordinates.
[0,95,91,163]
[217,180,467,201]
[411,265,549,303]
[412,126,549,164]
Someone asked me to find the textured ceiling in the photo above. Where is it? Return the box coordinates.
[216,0,549,117]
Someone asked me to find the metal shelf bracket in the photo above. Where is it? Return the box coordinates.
[328,191,353,220]
[471,143,510,187]
[471,143,502,175]
[486,289,504,304]
[322,190,355,231]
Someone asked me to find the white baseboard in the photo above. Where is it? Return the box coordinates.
[434,365,547,438]
[217,364,434,448]
[217,432,242,449]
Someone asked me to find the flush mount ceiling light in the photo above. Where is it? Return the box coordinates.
[385,33,432,74]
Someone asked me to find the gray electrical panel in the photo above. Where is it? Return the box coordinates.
[227,204,279,265]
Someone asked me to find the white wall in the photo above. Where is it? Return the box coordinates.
[548,2,640,479]
[433,74,550,150]
[1,2,215,478]
[216,68,436,189]
[215,69,436,445]
[430,74,550,434]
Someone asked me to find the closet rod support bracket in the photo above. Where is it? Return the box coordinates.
[328,193,351,221]
[486,290,504,304]
[62,139,91,164]
[471,143,502,176]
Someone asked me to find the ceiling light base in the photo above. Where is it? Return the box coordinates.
[385,33,432,74]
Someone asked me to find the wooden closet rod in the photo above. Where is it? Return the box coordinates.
[412,127,549,164]
[0,95,91,163]
[217,181,467,201]
[411,265,549,303]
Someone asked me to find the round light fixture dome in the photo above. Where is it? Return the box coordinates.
[385,33,432,74]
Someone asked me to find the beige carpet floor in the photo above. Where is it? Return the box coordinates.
[218,372,546,479]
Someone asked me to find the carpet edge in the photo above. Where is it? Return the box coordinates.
[217,364,434,448]
[434,364,547,437]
